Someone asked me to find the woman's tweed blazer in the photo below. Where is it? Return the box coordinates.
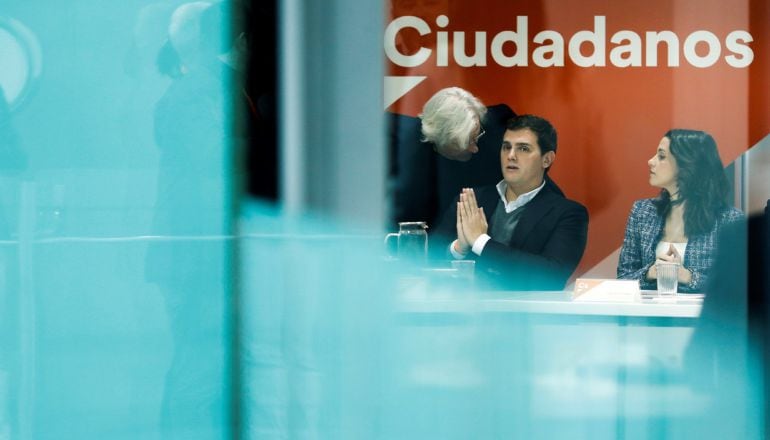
[617,199,743,292]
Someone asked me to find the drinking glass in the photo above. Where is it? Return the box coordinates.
[656,262,679,296]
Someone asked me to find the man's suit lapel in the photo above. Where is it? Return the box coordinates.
[478,187,500,222]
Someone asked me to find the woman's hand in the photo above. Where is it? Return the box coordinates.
[665,244,693,284]
[654,244,692,285]
[659,243,682,264]
[646,264,658,280]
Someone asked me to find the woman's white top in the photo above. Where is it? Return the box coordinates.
[655,241,688,265]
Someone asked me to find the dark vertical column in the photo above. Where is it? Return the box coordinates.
[749,0,770,146]
[748,3,770,434]
[244,1,278,201]
[232,1,279,437]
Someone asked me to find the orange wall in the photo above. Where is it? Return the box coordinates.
[386,0,762,275]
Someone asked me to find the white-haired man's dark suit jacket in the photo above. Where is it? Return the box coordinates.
[388,104,515,228]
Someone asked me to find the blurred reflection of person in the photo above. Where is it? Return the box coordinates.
[0,87,27,176]
[144,2,232,437]
[683,200,769,437]
[431,115,588,290]
[0,84,26,440]
[389,87,515,227]
[0,85,27,237]
[617,129,744,292]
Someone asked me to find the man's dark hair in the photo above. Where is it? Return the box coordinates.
[505,114,558,155]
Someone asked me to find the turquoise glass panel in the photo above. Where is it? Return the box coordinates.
[1,2,234,438]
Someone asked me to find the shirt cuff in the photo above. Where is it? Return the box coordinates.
[449,240,468,259]
[472,234,491,256]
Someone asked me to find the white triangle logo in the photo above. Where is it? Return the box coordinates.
[383,76,427,109]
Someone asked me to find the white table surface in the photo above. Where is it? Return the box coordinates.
[396,289,703,318]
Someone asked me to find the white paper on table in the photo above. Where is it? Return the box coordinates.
[572,278,641,302]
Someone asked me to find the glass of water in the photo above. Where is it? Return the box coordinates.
[656,262,679,296]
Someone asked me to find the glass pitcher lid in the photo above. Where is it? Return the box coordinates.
[398,221,428,229]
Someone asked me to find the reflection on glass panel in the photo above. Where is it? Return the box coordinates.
[1,1,236,438]
[241,199,766,438]
[239,201,394,439]
[0,0,767,438]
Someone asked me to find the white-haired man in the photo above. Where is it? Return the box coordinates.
[388,87,515,227]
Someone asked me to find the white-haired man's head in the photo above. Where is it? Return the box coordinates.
[419,87,487,162]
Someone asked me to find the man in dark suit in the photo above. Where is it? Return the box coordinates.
[431,115,589,290]
[388,87,515,228]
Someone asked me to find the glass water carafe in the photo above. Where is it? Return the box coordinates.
[385,221,428,262]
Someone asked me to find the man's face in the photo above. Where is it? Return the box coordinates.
[500,128,553,194]
[438,121,481,162]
